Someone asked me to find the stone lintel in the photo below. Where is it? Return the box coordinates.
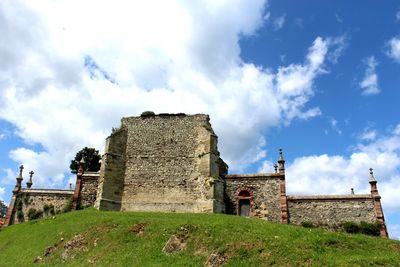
[287,194,373,201]
[224,173,281,180]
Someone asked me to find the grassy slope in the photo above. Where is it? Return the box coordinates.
[0,209,399,266]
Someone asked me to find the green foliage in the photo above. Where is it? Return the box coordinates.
[43,204,50,212]
[48,204,55,215]
[16,210,24,220]
[0,210,399,266]
[69,147,101,174]
[360,221,381,236]
[301,221,314,228]
[343,221,381,236]
[15,198,23,211]
[141,111,155,117]
[0,200,6,218]
[62,198,73,213]
[27,208,43,221]
[343,222,360,233]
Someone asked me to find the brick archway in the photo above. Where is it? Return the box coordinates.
[236,187,254,216]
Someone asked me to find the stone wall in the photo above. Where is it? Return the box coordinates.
[224,173,282,222]
[287,194,376,230]
[12,189,73,224]
[95,128,127,210]
[96,113,227,213]
[80,172,99,207]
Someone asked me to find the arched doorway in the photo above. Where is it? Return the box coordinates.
[236,189,253,217]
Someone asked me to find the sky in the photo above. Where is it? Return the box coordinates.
[1,0,400,239]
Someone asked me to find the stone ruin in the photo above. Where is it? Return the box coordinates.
[4,112,388,238]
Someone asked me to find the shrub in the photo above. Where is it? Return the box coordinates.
[27,208,43,221]
[16,210,24,220]
[301,221,314,228]
[343,222,360,234]
[342,221,381,236]
[43,204,50,212]
[360,221,381,236]
[62,198,73,213]
[141,111,155,117]
[16,199,23,211]
[48,204,55,215]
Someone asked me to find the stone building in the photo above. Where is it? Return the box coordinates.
[4,113,388,238]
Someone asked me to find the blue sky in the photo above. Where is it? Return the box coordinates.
[1,0,400,238]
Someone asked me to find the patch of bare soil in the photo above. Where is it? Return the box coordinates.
[129,222,148,236]
[162,224,198,255]
[163,234,187,254]
[204,251,227,267]
[61,234,88,261]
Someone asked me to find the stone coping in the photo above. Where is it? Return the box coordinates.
[287,194,373,201]
[20,188,74,195]
[224,173,282,179]
[82,172,100,178]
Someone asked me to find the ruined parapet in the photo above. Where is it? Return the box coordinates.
[287,168,388,237]
[79,172,100,207]
[287,194,376,230]
[224,173,283,222]
[95,112,227,213]
[224,149,287,223]
[5,166,74,225]
[94,127,127,210]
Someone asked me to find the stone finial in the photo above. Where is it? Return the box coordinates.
[13,165,24,193]
[369,168,376,182]
[69,183,72,189]
[278,148,285,174]
[274,163,278,173]
[77,156,86,175]
[351,188,354,195]
[26,171,34,188]
[17,165,24,179]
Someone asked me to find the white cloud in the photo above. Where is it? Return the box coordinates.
[359,56,380,95]
[329,117,342,135]
[0,1,343,189]
[386,37,400,63]
[359,129,377,142]
[263,11,271,21]
[396,10,400,21]
[0,187,4,201]
[335,13,343,24]
[273,14,286,30]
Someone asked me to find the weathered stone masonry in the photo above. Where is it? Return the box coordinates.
[4,113,388,238]
[95,113,227,213]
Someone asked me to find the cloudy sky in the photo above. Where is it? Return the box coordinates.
[1,0,400,238]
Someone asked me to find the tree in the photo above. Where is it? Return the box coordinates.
[69,147,101,174]
[0,200,7,218]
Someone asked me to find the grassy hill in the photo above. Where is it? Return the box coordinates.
[0,209,399,266]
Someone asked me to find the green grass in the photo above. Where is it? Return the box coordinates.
[1,209,400,266]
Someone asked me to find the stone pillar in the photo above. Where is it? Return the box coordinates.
[5,165,24,226]
[278,148,285,175]
[72,158,85,210]
[369,168,388,238]
[278,150,288,224]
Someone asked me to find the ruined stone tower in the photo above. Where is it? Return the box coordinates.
[94,113,228,213]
